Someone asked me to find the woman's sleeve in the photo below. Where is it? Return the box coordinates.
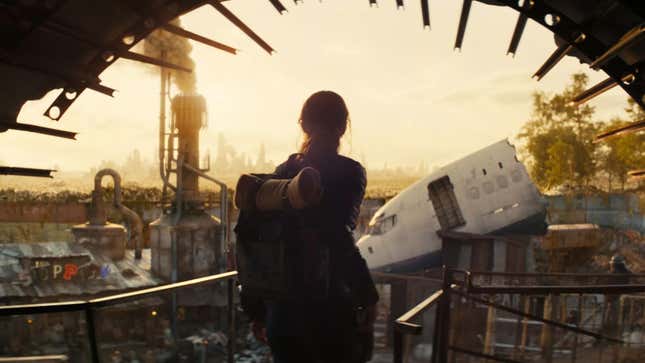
[335,164,380,307]
[328,163,366,230]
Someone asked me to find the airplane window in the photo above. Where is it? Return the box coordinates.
[511,169,523,182]
[368,214,397,235]
[496,175,509,188]
[483,181,495,194]
[468,187,480,200]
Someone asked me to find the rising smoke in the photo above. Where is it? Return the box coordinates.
[143,18,196,93]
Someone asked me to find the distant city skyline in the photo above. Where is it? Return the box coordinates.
[1,1,631,174]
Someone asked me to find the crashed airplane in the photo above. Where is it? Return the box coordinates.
[357,139,547,273]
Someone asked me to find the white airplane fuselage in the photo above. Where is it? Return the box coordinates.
[357,139,546,273]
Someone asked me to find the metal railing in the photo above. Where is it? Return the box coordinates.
[393,268,645,363]
[0,356,69,362]
[0,271,238,363]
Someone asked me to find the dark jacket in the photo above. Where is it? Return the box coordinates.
[240,152,378,358]
[273,153,379,307]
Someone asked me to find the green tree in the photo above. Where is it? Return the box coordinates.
[518,73,600,191]
[598,99,645,191]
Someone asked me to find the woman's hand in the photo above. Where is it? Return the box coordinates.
[251,320,267,344]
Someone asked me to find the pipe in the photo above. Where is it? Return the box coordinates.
[183,163,229,247]
[158,61,177,204]
[94,169,144,259]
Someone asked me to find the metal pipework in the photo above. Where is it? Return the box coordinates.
[93,169,144,259]
[183,163,229,247]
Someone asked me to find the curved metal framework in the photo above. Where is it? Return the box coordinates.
[0,0,643,174]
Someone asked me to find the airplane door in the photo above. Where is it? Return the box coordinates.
[427,176,466,231]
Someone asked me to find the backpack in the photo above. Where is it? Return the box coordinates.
[235,173,330,300]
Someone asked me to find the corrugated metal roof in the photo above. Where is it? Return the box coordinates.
[0,242,159,301]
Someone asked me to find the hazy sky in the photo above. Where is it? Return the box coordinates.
[1,1,631,173]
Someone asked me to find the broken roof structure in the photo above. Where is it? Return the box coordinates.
[0,243,158,301]
[0,0,643,175]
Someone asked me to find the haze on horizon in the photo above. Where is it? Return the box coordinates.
[0,1,631,174]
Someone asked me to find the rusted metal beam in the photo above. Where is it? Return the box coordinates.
[595,118,645,142]
[533,33,585,81]
[208,0,274,54]
[0,121,77,139]
[161,23,238,54]
[120,50,192,73]
[454,0,472,50]
[0,167,55,178]
[571,73,635,105]
[421,0,430,28]
[267,0,288,14]
[590,23,645,69]
[507,13,527,56]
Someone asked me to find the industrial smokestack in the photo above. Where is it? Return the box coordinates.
[144,18,197,93]
[172,93,207,202]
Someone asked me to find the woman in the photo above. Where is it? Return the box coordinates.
[241,91,379,363]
